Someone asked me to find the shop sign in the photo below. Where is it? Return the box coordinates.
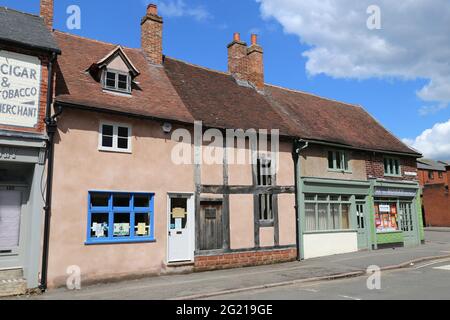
[374,187,416,198]
[0,51,41,128]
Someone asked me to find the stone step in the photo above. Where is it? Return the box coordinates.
[0,278,27,297]
[0,269,23,281]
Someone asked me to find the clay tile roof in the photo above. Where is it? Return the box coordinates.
[53,31,420,156]
[263,84,420,155]
[54,31,193,123]
[163,57,294,135]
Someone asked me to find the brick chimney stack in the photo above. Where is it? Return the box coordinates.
[227,33,248,82]
[247,34,264,90]
[141,4,163,65]
[40,0,54,30]
[227,33,264,91]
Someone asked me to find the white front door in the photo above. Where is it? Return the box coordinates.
[168,194,194,263]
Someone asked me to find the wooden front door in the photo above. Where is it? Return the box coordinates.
[199,201,223,251]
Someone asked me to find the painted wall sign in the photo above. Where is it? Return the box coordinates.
[0,51,41,128]
[404,171,418,177]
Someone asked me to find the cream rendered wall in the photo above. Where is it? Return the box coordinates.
[48,109,195,287]
[303,232,358,259]
[229,194,254,249]
[300,145,367,181]
[278,193,296,246]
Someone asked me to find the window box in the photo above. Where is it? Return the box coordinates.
[98,122,132,153]
[86,192,155,245]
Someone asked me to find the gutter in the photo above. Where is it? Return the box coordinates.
[292,139,309,261]
[39,51,61,292]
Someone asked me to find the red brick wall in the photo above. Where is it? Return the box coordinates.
[423,184,450,227]
[365,153,418,181]
[195,248,297,272]
[0,44,50,135]
[418,169,447,187]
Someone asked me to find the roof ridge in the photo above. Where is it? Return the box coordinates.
[164,56,230,76]
[53,30,141,52]
[265,83,361,109]
[0,6,42,20]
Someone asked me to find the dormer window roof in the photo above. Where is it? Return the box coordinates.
[88,46,140,94]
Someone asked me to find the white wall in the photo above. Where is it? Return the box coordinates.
[303,232,358,259]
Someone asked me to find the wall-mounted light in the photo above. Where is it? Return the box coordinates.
[162,122,172,134]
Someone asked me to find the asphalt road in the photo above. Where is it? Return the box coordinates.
[207,258,450,300]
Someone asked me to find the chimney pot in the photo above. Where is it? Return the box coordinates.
[147,4,158,15]
[251,34,258,46]
[233,32,241,42]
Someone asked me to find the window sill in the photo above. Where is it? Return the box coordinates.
[98,148,132,154]
[384,174,402,178]
[376,230,402,234]
[259,220,275,228]
[85,238,156,245]
[102,89,132,97]
[328,169,353,174]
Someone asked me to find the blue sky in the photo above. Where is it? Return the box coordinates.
[3,0,450,159]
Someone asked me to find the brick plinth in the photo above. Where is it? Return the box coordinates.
[194,248,297,272]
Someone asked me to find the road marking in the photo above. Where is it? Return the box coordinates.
[302,288,319,293]
[338,295,362,301]
[414,258,450,270]
[433,265,450,271]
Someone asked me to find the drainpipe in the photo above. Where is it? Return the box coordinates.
[292,138,309,261]
[39,52,61,292]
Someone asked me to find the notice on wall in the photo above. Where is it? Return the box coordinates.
[0,51,41,128]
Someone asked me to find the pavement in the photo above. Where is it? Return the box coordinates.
[9,229,450,300]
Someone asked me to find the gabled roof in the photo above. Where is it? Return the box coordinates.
[53,31,421,157]
[417,159,447,171]
[91,45,140,77]
[0,7,60,54]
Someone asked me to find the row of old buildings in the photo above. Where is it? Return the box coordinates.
[0,1,424,296]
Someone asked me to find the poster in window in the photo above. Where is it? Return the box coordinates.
[376,204,399,233]
[114,223,130,237]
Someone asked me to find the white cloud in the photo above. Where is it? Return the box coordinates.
[418,103,448,116]
[257,0,450,107]
[146,0,212,21]
[403,119,450,160]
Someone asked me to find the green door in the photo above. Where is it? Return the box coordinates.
[399,202,419,247]
[356,202,368,250]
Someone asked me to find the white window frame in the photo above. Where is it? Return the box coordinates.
[102,69,131,94]
[257,154,274,224]
[98,121,132,153]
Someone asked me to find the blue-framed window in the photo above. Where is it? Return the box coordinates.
[86,191,155,244]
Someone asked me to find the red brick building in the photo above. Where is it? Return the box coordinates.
[419,159,450,227]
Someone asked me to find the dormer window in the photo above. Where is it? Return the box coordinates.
[88,45,140,95]
[104,70,131,93]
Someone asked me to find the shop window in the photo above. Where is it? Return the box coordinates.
[304,194,352,232]
[257,156,274,223]
[99,122,132,153]
[328,150,350,172]
[87,192,154,244]
[103,69,131,93]
[374,202,399,233]
[384,157,401,176]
